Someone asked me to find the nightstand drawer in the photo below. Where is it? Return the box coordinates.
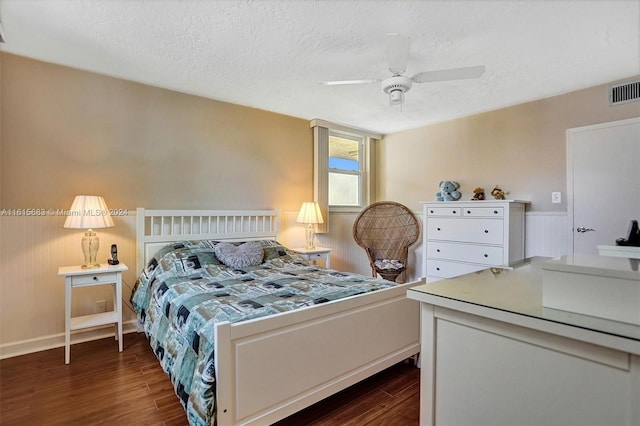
[71,272,118,287]
[306,253,327,261]
[291,248,332,268]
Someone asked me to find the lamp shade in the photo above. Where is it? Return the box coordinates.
[63,195,115,229]
[296,202,324,225]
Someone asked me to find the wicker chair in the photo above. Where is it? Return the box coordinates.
[352,201,420,283]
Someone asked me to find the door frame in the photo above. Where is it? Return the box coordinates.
[566,116,640,255]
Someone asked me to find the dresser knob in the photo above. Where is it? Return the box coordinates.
[93,276,99,281]
[494,210,498,214]
[430,210,434,213]
[484,230,489,233]
[467,210,471,214]
[436,267,440,271]
[436,249,441,252]
[437,227,441,231]
[484,254,488,258]
[452,210,457,214]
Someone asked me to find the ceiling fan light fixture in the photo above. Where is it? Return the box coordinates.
[381,75,413,94]
[389,89,404,105]
[382,76,412,106]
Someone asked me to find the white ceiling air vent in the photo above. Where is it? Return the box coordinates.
[609,80,640,106]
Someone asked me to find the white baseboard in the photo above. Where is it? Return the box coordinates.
[0,320,140,360]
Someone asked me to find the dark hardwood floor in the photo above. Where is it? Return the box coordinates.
[0,333,419,425]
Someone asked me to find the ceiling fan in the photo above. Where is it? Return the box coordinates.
[321,33,485,106]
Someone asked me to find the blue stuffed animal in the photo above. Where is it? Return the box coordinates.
[435,181,461,201]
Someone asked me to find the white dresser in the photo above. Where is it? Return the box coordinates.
[421,200,528,282]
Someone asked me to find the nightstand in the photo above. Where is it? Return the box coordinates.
[291,247,332,268]
[57,263,128,364]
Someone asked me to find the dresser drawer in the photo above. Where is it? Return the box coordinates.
[426,207,462,217]
[427,242,504,265]
[427,218,504,245]
[426,259,488,278]
[463,207,504,217]
[71,272,118,287]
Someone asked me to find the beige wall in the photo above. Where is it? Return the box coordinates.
[0,53,314,354]
[379,76,640,212]
[0,53,3,208]
[1,53,312,211]
[1,51,639,355]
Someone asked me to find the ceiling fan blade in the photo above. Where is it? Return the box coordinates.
[411,65,486,83]
[320,79,380,86]
[385,33,410,75]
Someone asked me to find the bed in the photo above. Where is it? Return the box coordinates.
[132,208,421,426]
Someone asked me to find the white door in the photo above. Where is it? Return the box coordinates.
[567,117,640,255]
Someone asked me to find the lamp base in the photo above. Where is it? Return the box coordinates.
[305,224,316,250]
[81,230,101,269]
[81,263,101,269]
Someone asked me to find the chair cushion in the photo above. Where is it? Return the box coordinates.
[374,259,405,271]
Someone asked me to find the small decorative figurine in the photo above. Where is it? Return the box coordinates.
[471,187,485,201]
[435,181,461,201]
[491,185,508,200]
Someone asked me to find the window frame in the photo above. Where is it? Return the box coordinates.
[310,119,380,223]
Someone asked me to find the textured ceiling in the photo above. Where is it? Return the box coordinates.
[0,0,638,134]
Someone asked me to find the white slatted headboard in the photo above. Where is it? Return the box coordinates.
[136,208,278,273]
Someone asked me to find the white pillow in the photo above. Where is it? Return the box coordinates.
[214,241,263,269]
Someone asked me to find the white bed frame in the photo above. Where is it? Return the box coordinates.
[136,208,421,426]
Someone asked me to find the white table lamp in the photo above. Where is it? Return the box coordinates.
[296,202,324,249]
[63,195,114,268]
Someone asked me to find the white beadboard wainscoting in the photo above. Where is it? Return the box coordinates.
[0,209,568,358]
[0,214,139,359]
[312,210,569,283]
[524,211,570,258]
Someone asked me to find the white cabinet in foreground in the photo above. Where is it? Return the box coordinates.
[407,260,640,426]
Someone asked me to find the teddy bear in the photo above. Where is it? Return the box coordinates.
[435,181,461,201]
[471,187,485,201]
[491,185,508,200]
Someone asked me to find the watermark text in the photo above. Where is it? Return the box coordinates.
[0,208,129,217]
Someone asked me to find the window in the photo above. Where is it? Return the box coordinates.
[328,132,363,207]
[310,120,380,231]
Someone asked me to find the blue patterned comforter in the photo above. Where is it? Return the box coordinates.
[130,239,395,425]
